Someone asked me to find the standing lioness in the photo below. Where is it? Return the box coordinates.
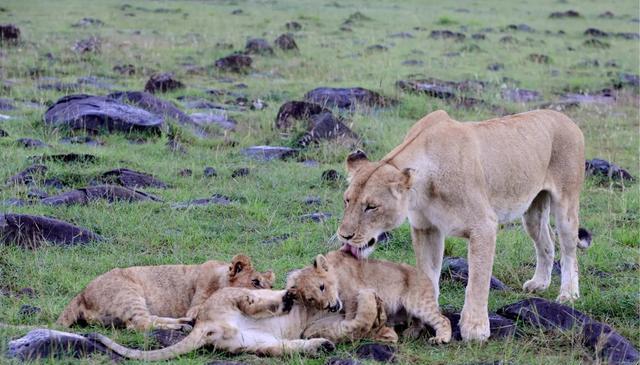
[337,109,591,341]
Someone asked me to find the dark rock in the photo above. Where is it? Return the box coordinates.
[366,44,388,52]
[487,63,504,71]
[0,98,16,110]
[43,177,68,189]
[300,212,332,223]
[584,39,610,48]
[0,214,102,249]
[18,305,41,317]
[472,33,486,40]
[441,257,510,291]
[0,24,20,44]
[585,158,634,181]
[72,37,101,54]
[245,38,274,55]
[528,53,550,64]
[72,17,104,27]
[286,21,302,31]
[27,188,49,200]
[41,185,160,206]
[144,73,184,93]
[501,88,542,103]
[242,146,299,161]
[0,128,8,137]
[150,329,186,348]
[430,30,465,41]
[5,164,48,186]
[321,169,342,182]
[275,101,330,130]
[402,60,424,66]
[275,33,298,51]
[326,358,363,365]
[355,343,396,363]
[59,136,102,146]
[17,138,48,149]
[18,287,37,298]
[549,10,580,18]
[584,28,608,37]
[113,64,136,75]
[215,54,252,73]
[598,11,615,18]
[304,87,393,109]
[231,167,249,178]
[438,312,517,341]
[506,24,534,32]
[389,32,414,38]
[172,194,232,209]
[44,94,163,134]
[573,59,600,68]
[298,112,358,147]
[6,329,119,361]
[231,9,243,15]
[31,153,96,164]
[203,167,217,177]
[304,196,322,205]
[100,168,169,189]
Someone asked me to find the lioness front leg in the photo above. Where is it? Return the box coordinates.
[237,289,289,318]
[459,223,497,342]
[411,227,445,300]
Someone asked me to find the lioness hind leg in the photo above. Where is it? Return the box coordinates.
[522,191,555,294]
[551,194,581,303]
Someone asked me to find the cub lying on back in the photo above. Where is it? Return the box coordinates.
[57,254,274,331]
[301,249,452,344]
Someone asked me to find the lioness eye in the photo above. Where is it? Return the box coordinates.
[252,279,261,288]
[320,284,325,292]
[365,204,377,212]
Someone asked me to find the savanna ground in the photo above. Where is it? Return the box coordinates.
[0,0,639,364]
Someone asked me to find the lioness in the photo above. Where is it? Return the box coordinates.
[337,109,591,341]
[57,254,274,331]
[90,255,387,359]
[299,250,451,344]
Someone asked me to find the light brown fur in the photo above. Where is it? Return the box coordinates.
[57,254,274,331]
[337,109,589,341]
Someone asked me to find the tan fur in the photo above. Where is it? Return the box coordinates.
[57,254,274,331]
[338,109,587,341]
[301,250,451,344]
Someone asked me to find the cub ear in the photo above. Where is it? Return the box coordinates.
[263,270,276,286]
[389,168,415,199]
[230,254,252,276]
[346,150,369,176]
[313,254,330,273]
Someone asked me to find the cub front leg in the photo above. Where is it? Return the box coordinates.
[237,289,289,318]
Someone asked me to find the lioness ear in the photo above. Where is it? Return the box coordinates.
[389,168,415,199]
[346,150,369,176]
[230,254,252,276]
[313,254,330,273]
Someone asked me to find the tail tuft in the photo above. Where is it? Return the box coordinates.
[578,227,592,249]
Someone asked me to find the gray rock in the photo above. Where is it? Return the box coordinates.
[585,158,634,181]
[215,54,253,73]
[241,146,299,161]
[231,167,249,178]
[189,112,237,130]
[245,38,274,55]
[6,329,119,361]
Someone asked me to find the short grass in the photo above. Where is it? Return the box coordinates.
[0,0,639,364]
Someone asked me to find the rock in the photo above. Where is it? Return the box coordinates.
[396,78,494,111]
[113,64,136,75]
[150,329,186,348]
[189,112,237,130]
[0,214,102,249]
[343,12,372,25]
[501,88,542,103]
[31,153,96,164]
[528,53,550,64]
[251,99,267,110]
[27,188,48,200]
[304,87,393,110]
[497,298,639,365]
[203,167,217,177]
[72,17,104,27]
[585,158,634,181]
[459,44,483,53]
[41,185,160,206]
[506,24,534,32]
[355,343,396,362]
[430,30,465,41]
[0,24,20,44]
[18,304,41,317]
[286,21,302,31]
[44,94,163,134]
[599,11,615,18]
[402,60,424,66]
[6,329,119,361]
[615,73,640,88]
[584,28,608,37]
[178,168,192,177]
[75,76,113,90]
[304,196,322,205]
[549,10,580,18]
[144,73,184,93]
[0,98,16,110]
[244,38,274,55]
[17,138,48,149]
[100,168,168,189]
[441,257,510,291]
[215,54,252,73]
[487,63,504,71]
[72,36,101,54]
[1,198,26,207]
[472,33,486,40]
[171,194,232,209]
[298,112,358,147]
[390,32,414,38]
[59,136,102,146]
[5,164,48,186]
[499,35,517,44]
[584,39,610,48]
[275,33,298,51]
[242,146,299,161]
[321,169,342,182]
[231,167,249,178]
[0,128,8,137]
[366,44,388,52]
[275,101,330,130]
[37,80,80,92]
[300,212,332,223]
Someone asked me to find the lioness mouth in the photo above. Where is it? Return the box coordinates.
[341,238,376,259]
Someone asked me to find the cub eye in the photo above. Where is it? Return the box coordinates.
[319,284,325,292]
[365,204,377,212]
[252,279,261,288]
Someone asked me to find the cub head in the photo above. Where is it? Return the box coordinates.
[228,254,275,289]
[338,150,414,259]
[285,254,342,313]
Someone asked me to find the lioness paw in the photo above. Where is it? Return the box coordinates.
[523,279,549,293]
[459,317,490,342]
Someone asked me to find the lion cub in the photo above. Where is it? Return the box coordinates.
[302,250,452,344]
[57,254,274,331]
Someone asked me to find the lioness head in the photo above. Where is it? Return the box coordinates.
[228,254,276,289]
[285,254,342,312]
[338,150,413,259]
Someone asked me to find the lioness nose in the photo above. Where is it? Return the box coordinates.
[340,233,354,240]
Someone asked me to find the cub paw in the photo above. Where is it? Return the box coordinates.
[375,326,399,343]
[281,290,296,313]
[428,334,451,345]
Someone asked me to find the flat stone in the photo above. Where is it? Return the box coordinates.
[72,36,101,54]
[6,329,119,361]
[27,188,48,200]
[41,185,160,206]
[436,312,518,341]
[171,194,233,209]
[0,213,102,249]
[100,168,169,189]
[30,153,96,164]
[305,87,394,109]
[599,11,615,18]
[549,10,580,18]
[389,32,414,38]
[242,146,299,161]
[18,304,41,317]
[261,233,291,246]
[76,76,116,90]
[441,257,510,291]
[505,23,534,32]
[584,39,610,48]
[584,28,608,37]
[0,98,16,110]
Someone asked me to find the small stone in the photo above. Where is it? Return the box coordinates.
[366,44,388,52]
[528,53,550,64]
[488,63,504,71]
[275,33,298,51]
[584,28,608,37]
[549,10,580,18]
[242,146,299,161]
[18,305,41,317]
[1,198,26,207]
[17,138,48,149]
[178,168,192,177]
[73,36,101,54]
[171,194,233,209]
[0,98,16,110]
[59,136,102,146]
[304,196,322,205]
[355,343,396,363]
[231,9,243,15]
[321,169,342,182]
[300,212,332,223]
[402,60,424,66]
[584,39,610,48]
[215,54,253,73]
[0,128,8,137]
[598,11,615,18]
[204,167,217,177]
[389,32,414,38]
[261,234,290,246]
[505,23,534,32]
[326,359,363,365]
[113,64,136,75]
[286,21,302,31]
[231,167,249,178]
[430,30,465,41]
[27,188,48,200]
[144,73,184,93]
[472,33,486,40]
[0,24,20,44]
[71,17,104,27]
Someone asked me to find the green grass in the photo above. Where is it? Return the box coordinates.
[0,0,639,364]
